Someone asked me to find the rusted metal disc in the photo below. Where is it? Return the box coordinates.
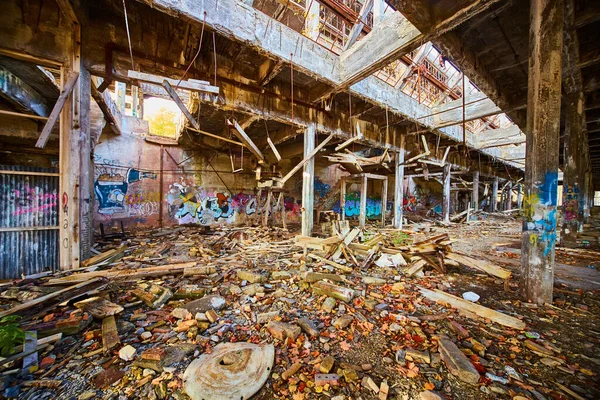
[183,342,275,400]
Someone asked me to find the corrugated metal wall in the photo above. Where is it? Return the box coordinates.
[0,165,59,279]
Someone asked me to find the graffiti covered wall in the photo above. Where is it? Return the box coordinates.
[93,132,301,229]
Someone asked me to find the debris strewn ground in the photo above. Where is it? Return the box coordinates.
[0,218,598,400]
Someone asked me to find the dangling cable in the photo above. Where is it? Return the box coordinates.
[122,0,135,70]
[290,53,294,125]
[212,31,217,86]
[177,12,206,89]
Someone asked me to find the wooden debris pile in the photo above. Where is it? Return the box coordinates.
[296,228,512,284]
[0,222,597,400]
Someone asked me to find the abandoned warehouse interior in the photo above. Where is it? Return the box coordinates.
[0,0,599,398]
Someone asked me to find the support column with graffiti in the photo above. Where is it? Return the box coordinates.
[521,0,563,304]
[561,92,585,247]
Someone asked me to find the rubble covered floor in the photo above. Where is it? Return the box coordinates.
[0,218,599,400]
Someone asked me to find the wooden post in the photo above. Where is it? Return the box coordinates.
[159,146,164,228]
[340,177,346,221]
[491,177,498,212]
[442,164,451,223]
[521,0,563,304]
[78,67,92,262]
[393,136,405,228]
[116,81,126,113]
[263,189,272,227]
[301,125,315,236]
[472,170,479,211]
[561,92,584,247]
[359,174,367,227]
[131,85,139,117]
[381,178,388,227]
[59,14,86,270]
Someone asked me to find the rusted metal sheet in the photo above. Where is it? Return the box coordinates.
[0,165,59,278]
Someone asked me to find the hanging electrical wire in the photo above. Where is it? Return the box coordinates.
[122,0,135,70]
[290,53,294,125]
[177,11,207,89]
[212,31,218,86]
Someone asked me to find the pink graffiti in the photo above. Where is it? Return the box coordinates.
[6,185,59,217]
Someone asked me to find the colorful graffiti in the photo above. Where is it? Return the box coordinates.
[0,184,58,218]
[332,192,388,218]
[523,172,558,256]
[563,183,580,221]
[167,181,252,225]
[166,181,302,226]
[94,168,157,216]
[314,178,331,198]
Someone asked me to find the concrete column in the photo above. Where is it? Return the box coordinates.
[359,175,368,227]
[301,125,315,236]
[472,170,479,211]
[517,183,523,209]
[393,136,405,228]
[491,177,498,212]
[305,0,320,41]
[521,0,563,304]
[442,164,451,223]
[561,92,585,246]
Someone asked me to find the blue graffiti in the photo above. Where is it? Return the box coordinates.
[527,172,558,256]
[95,168,156,214]
[539,171,558,206]
[332,193,388,218]
[314,178,331,198]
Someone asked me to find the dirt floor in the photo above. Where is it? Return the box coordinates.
[0,218,598,400]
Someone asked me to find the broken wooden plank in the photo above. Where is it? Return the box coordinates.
[74,297,124,319]
[102,316,120,353]
[419,287,525,330]
[308,254,353,273]
[445,252,512,280]
[91,81,121,135]
[47,262,197,285]
[267,136,282,161]
[81,245,126,268]
[162,80,200,129]
[332,228,361,260]
[438,338,480,384]
[35,72,79,149]
[227,119,266,165]
[279,134,334,184]
[405,258,427,276]
[22,331,38,371]
[127,70,219,94]
[186,126,244,146]
[334,135,361,151]
[0,278,106,319]
[312,281,354,302]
